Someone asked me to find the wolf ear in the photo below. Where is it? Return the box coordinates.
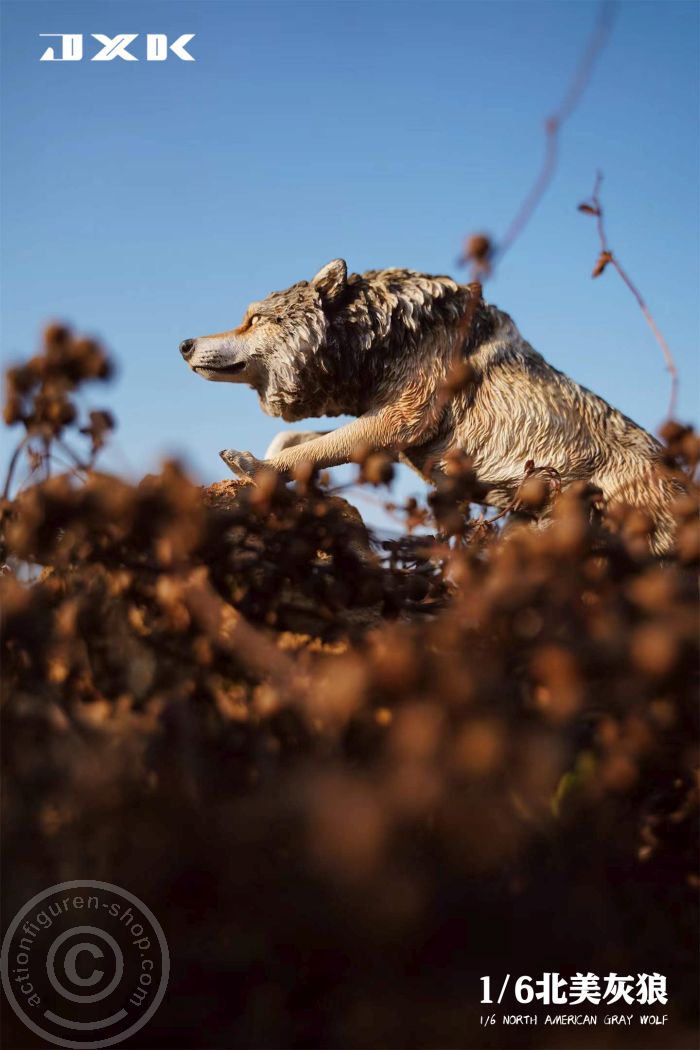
[311,259,348,305]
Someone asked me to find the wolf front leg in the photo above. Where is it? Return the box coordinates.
[220,415,401,478]
[264,427,431,481]
[220,426,365,479]
[220,449,262,477]
[264,430,330,459]
[221,391,443,478]
[262,402,440,474]
[220,431,330,478]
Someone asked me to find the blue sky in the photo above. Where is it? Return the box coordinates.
[1,1,698,523]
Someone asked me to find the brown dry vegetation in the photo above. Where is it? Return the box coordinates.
[1,326,698,1049]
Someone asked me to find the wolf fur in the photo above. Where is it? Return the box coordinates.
[181,259,681,554]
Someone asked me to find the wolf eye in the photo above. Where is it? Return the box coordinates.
[249,314,262,326]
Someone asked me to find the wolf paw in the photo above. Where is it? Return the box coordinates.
[219,449,261,478]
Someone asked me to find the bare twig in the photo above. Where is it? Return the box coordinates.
[2,435,91,503]
[459,1,616,277]
[56,437,91,472]
[582,171,679,419]
[2,435,29,501]
[49,453,90,482]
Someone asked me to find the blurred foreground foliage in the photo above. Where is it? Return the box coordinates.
[2,327,699,1048]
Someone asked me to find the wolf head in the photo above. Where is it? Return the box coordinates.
[181,260,489,422]
[180,260,350,421]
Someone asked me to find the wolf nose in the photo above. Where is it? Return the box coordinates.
[180,338,195,360]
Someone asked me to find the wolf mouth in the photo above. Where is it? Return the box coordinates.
[198,362,246,375]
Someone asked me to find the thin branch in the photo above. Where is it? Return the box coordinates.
[498,1,616,260]
[2,433,92,503]
[56,437,90,472]
[49,453,90,483]
[2,435,29,501]
[585,172,679,420]
[459,1,616,277]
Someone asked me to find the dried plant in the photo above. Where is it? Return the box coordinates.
[579,171,680,419]
[458,1,617,277]
[1,324,698,1048]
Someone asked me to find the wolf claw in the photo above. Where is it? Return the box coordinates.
[220,449,260,478]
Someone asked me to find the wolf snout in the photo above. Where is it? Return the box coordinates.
[180,338,195,360]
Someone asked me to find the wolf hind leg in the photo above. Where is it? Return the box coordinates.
[264,430,330,459]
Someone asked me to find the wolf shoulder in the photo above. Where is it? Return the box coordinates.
[473,307,662,452]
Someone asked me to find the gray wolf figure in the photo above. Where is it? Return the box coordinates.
[180,259,681,553]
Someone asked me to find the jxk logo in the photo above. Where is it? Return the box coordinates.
[39,34,195,62]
